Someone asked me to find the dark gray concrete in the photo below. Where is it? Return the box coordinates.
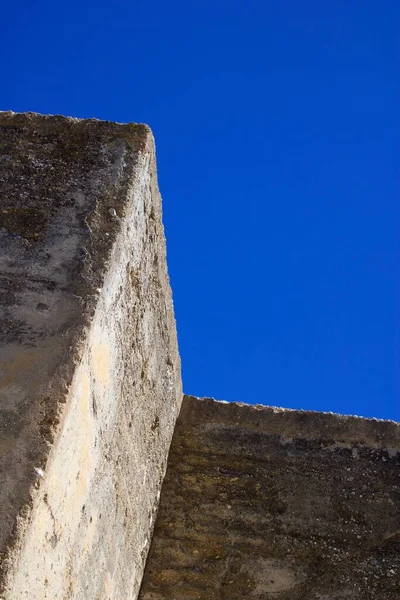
[140,396,400,600]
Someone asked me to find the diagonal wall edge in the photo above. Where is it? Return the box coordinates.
[0,112,182,599]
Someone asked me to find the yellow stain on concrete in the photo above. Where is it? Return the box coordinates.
[92,341,110,389]
[30,501,53,549]
[72,369,94,511]
[80,369,91,416]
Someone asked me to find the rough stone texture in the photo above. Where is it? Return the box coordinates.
[0,112,182,599]
[139,396,400,600]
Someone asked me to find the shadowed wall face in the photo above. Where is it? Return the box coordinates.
[139,396,400,600]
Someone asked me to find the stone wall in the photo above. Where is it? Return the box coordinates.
[139,395,400,600]
[0,112,182,599]
[1,111,399,600]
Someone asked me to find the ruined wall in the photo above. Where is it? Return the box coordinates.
[140,396,400,600]
[0,112,182,599]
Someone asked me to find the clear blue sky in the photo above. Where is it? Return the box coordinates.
[2,1,398,420]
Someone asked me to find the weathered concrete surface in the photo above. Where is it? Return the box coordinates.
[140,396,400,600]
[0,111,182,599]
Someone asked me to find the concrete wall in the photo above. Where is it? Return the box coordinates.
[2,111,399,600]
[139,396,400,600]
[0,112,182,599]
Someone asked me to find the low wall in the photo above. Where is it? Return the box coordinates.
[140,395,400,600]
[0,112,182,599]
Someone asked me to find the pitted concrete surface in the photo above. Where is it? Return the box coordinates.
[139,396,400,600]
[0,112,181,599]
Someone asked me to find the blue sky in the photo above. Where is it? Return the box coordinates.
[2,1,398,420]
